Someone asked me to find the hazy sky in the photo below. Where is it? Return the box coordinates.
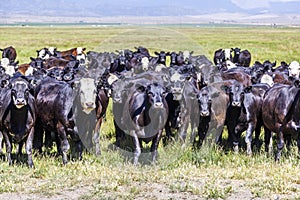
[231,0,300,9]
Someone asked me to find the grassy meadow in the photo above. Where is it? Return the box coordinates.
[0,25,300,199]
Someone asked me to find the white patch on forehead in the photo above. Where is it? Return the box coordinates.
[38,49,45,58]
[155,64,165,72]
[288,61,300,77]
[76,54,86,61]
[170,72,182,82]
[226,60,236,69]
[224,49,231,60]
[260,74,274,87]
[1,58,9,67]
[48,47,55,55]
[141,57,149,70]
[183,50,190,60]
[107,73,119,85]
[77,47,83,54]
[25,66,35,76]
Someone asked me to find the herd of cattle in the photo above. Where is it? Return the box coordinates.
[0,45,300,167]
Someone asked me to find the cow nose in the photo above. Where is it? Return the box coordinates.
[17,98,26,105]
[232,101,241,107]
[85,102,95,108]
[113,97,122,103]
[200,111,210,117]
[154,102,163,108]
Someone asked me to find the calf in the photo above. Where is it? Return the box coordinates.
[235,84,270,154]
[34,77,77,164]
[0,77,36,167]
[122,81,168,164]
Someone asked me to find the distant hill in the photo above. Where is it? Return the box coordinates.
[1,0,300,25]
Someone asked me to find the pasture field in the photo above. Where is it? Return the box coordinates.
[0,25,300,199]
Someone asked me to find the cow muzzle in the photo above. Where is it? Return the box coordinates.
[200,111,210,117]
[154,102,164,109]
[232,101,241,107]
[13,97,27,109]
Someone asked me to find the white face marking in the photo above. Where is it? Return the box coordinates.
[25,66,35,76]
[38,49,46,58]
[170,72,183,82]
[1,58,9,67]
[107,73,119,85]
[224,49,231,60]
[155,64,165,72]
[77,47,83,54]
[48,47,55,55]
[288,61,300,77]
[226,60,236,69]
[260,74,274,87]
[79,78,96,114]
[141,57,149,70]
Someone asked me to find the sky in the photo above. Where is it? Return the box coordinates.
[231,0,300,9]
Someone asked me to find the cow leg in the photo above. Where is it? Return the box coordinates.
[151,130,162,163]
[297,133,300,159]
[131,130,141,165]
[179,110,189,142]
[57,122,70,164]
[0,132,3,154]
[2,132,12,165]
[275,128,284,162]
[33,120,44,153]
[93,117,103,155]
[16,141,24,158]
[284,134,292,153]
[264,127,272,155]
[163,121,172,145]
[253,121,262,152]
[26,127,35,168]
[44,130,53,151]
[245,121,256,155]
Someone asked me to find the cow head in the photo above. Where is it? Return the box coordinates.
[198,88,212,117]
[11,79,30,109]
[30,57,44,69]
[288,61,300,78]
[146,83,167,109]
[154,51,169,65]
[223,49,232,61]
[77,77,97,114]
[76,47,86,64]
[222,81,244,107]
[169,72,186,100]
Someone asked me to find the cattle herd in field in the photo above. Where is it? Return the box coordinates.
[0,45,300,167]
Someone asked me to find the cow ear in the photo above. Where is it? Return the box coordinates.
[244,86,252,93]
[135,83,145,92]
[154,51,159,56]
[1,79,10,88]
[30,57,35,61]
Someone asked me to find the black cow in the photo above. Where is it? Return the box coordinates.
[121,81,168,164]
[193,87,212,147]
[262,81,300,161]
[34,77,77,164]
[0,46,17,64]
[149,51,169,68]
[222,80,245,151]
[234,83,270,154]
[231,48,251,67]
[0,77,36,167]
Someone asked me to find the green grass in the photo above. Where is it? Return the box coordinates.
[0,25,300,199]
